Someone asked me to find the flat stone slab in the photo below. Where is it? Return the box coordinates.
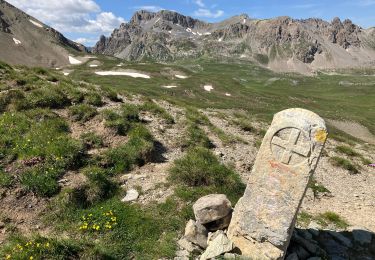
[228,108,327,259]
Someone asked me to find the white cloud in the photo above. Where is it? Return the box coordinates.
[134,5,164,12]
[74,37,98,45]
[7,0,125,34]
[194,8,224,19]
[194,0,205,8]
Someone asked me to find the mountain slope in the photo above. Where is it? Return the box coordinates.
[0,0,86,67]
[93,10,375,74]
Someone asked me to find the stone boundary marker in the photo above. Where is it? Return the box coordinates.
[228,108,328,259]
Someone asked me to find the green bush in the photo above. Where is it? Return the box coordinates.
[121,104,140,122]
[82,166,117,203]
[84,92,103,107]
[169,147,245,202]
[101,86,121,102]
[25,87,70,109]
[102,110,131,135]
[330,156,359,174]
[185,108,210,125]
[104,125,154,175]
[21,165,62,197]
[232,118,255,132]
[0,170,12,187]
[184,124,213,149]
[140,101,174,124]
[80,132,104,149]
[69,104,97,122]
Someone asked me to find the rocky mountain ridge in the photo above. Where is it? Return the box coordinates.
[0,0,86,67]
[93,10,375,74]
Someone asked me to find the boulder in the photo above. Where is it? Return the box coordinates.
[351,228,372,245]
[200,231,233,260]
[121,189,139,202]
[184,219,208,248]
[204,212,232,232]
[193,194,232,224]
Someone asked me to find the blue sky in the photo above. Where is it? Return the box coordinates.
[7,0,375,46]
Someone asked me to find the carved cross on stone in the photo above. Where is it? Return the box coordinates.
[271,128,311,165]
[228,108,327,260]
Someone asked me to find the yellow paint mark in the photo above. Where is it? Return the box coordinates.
[315,129,328,143]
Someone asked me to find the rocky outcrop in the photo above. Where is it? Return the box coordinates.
[0,10,10,33]
[93,10,375,74]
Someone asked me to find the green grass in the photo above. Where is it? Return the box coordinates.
[335,145,361,157]
[69,104,97,123]
[169,147,245,203]
[140,100,174,124]
[330,156,359,174]
[0,169,12,188]
[308,177,330,197]
[70,57,375,137]
[184,124,213,149]
[80,132,104,149]
[103,124,154,175]
[316,211,349,229]
[44,196,188,259]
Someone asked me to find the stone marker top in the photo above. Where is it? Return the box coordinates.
[228,108,327,260]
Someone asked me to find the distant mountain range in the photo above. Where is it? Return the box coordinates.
[0,1,374,73]
[0,0,86,67]
[93,10,375,74]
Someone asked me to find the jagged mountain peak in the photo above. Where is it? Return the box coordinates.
[93,10,375,74]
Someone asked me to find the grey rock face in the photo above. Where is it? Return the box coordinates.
[193,194,232,224]
[184,219,208,248]
[200,231,233,260]
[92,10,375,73]
[227,108,327,259]
[351,229,373,245]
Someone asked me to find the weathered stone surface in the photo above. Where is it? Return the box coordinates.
[327,231,352,248]
[200,231,233,260]
[184,219,208,248]
[286,252,299,260]
[204,212,232,232]
[228,108,327,259]
[121,189,139,202]
[193,194,232,224]
[177,238,201,253]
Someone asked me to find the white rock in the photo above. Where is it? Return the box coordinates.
[163,85,178,89]
[175,74,188,79]
[200,232,233,260]
[121,189,139,202]
[203,85,214,92]
[193,194,232,224]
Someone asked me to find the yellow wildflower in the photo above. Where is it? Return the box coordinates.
[30,257,34,260]
[5,254,11,259]
[45,242,50,248]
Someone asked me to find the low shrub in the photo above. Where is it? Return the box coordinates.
[104,125,154,175]
[232,118,255,132]
[184,124,213,149]
[335,145,361,157]
[84,92,103,107]
[169,147,245,202]
[140,101,174,124]
[20,165,63,197]
[101,86,121,102]
[25,87,70,109]
[0,170,12,187]
[308,177,330,197]
[330,156,359,174]
[102,110,131,135]
[80,132,104,149]
[82,166,117,203]
[69,104,97,122]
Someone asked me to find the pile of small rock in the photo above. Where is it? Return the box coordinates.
[176,194,237,260]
